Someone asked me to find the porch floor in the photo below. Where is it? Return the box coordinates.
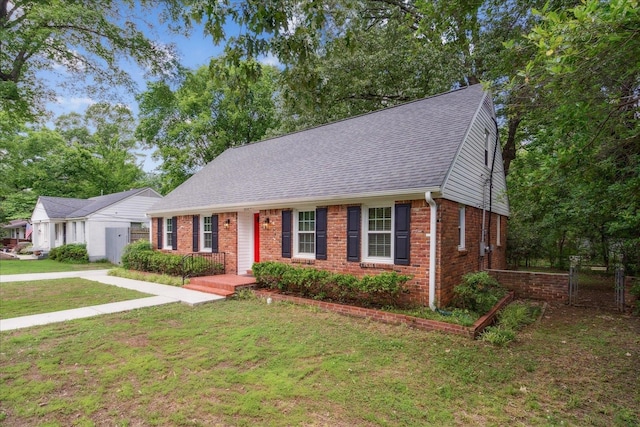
[184,274,256,298]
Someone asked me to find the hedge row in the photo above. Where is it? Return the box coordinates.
[252,261,412,307]
[50,243,89,263]
[121,240,223,277]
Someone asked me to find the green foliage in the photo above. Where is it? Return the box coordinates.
[49,244,89,263]
[453,272,507,314]
[506,0,640,271]
[0,105,151,223]
[481,326,516,346]
[252,261,411,307]
[120,241,222,277]
[136,62,281,193]
[481,301,542,346]
[0,0,180,123]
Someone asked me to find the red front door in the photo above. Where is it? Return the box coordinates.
[253,213,260,263]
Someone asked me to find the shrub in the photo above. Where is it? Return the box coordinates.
[453,271,507,314]
[49,244,89,263]
[121,240,153,269]
[120,240,223,277]
[252,261,412,307]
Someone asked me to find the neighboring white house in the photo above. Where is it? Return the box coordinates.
[31,188,162,261]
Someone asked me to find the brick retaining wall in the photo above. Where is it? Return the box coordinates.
[253,289,514,339]
[487,269,569,303]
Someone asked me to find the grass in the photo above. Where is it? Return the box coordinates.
[0,278,151,319]
[0,258,113,275]
[108,267,185,286]
[1,299,638,426]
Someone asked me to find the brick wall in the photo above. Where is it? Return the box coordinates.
[150,197,508,308]
[437,200,508,307]
[487,269,569,303]
[151,214,239,275]
[256,201,433,306]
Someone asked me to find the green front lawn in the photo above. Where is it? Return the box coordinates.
[0,259,113,275]
[0,278,151,319]
[1,298,637,426]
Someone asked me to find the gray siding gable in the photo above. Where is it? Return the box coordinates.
[151,85,507,214]
[441,94,510,216]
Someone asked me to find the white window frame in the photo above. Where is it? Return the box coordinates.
[458,205,466,250]
[165,217,173,249]
[293,209,316,258]
[201,215,213,251]
[362,204,394,264]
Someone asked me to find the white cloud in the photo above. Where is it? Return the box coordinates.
[258,53,281,68]
[54,96,96,110]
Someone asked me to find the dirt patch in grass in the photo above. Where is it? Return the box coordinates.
[0,300,638,426]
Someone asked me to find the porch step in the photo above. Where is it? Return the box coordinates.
[183,284,236,297]
[184,274,257,298]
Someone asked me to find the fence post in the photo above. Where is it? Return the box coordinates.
[615,266,625,312]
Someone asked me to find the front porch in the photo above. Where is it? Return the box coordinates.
[184,274,257,297]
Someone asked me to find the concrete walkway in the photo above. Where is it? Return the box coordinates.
[0,271,225,332]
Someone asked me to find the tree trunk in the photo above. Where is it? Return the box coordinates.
[502,115,521,177]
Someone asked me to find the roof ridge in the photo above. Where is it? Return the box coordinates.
[228,84,478,151]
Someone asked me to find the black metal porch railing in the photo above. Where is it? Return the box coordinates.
[181,252,225,286]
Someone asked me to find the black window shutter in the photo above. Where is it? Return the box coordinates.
[315,207,328,260]
[282,210,292,258]
[171,216,178,251]
[394,203,411,265]
[156,218,163,249]
[346,206,361,262]
[211,214,219,253]
[192,215,199,252]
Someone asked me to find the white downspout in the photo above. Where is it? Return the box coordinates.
[425,191,437,311]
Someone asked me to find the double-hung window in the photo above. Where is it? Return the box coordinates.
[364,206,393,262]
[165,218,173,249]
[295,210,315,257]
[202,216,212,250]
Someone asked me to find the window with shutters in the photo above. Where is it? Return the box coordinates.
[363,206,393,262]
[294,210,315,257]
[165,217,173,249]
[202,216,212,250]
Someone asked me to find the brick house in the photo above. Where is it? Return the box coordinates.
[147,85,509,308]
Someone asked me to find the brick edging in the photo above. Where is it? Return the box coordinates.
[253,289,515,339]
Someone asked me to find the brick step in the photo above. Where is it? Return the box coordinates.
[183,283,235,297]
[188,278,238,292]
[185,274,257,298]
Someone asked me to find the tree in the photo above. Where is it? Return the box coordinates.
[507,0,640,271]
[0,104,148,222]
[0,0,181,124]
[136,61,280,192]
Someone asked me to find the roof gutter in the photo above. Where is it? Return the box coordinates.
[425,191,438,311]
[146,187,441,217]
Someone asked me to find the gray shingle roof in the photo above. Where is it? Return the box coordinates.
[150,85,486,214]
[40,188,154,219]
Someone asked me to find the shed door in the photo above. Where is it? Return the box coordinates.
[106,227,130,265]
